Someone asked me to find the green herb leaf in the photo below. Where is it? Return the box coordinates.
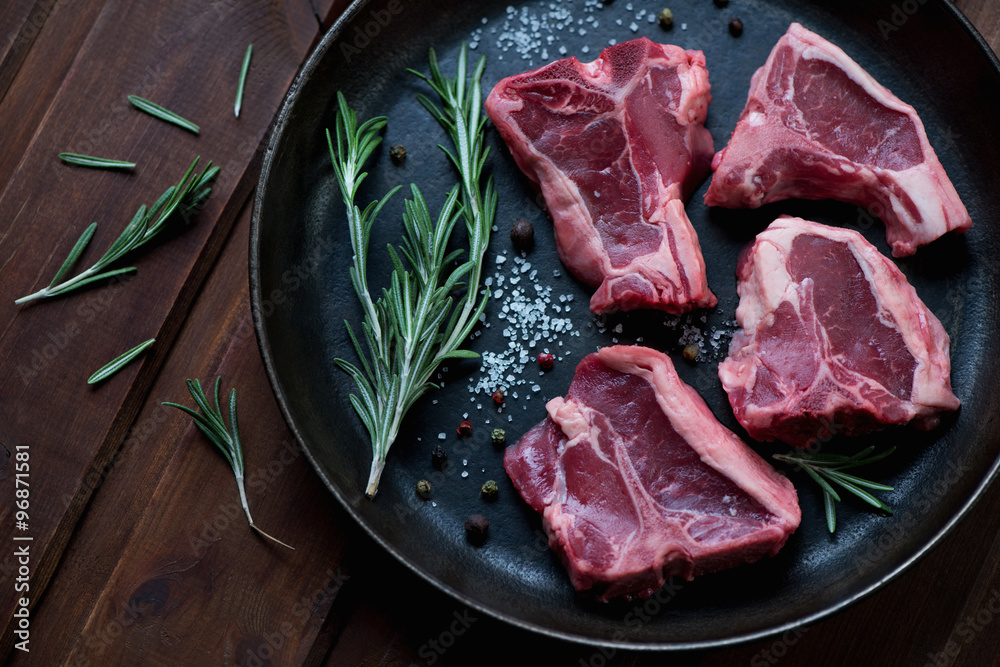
[774,447,895,533]
[48,222,98,287]
[87,338,155,385]
[128,95,200,134]
[234,44,253,117]
[164,377,294,550]
[16,157,219,304]
[331,44,494,498]
[58,153,136,170]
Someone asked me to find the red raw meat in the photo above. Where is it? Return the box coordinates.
[705,23,971,257]
[504,346,800,601]
[485,38,717,314]
[719,216,961,447]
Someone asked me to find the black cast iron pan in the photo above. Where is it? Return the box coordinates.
[250,0,1000,649]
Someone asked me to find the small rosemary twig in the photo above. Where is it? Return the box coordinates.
[87,338,155,384]
[15,157,219,304]
[164,378,294,550]
[774,446,896,533]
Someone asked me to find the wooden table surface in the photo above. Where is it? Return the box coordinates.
[1,1,998,665]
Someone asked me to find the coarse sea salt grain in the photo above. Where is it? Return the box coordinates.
[468,252,576,407]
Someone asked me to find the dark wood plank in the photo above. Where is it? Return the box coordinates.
[0,0,327,654]
[0,0,108,190]
[0,0,62,103]
[956,0,1000,48]
[20,198,349,665]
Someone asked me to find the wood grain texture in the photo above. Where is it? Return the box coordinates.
[0,1,997,665]
[0,0,332,655]
[0,0,106,190]
[23,200,348,665]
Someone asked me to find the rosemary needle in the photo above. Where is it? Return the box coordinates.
[234,44,253,117]
[164,378,294,550]
[128,95,200,134]
[59,152,136,170]
[87,338,155,384]
[774,446,895,533]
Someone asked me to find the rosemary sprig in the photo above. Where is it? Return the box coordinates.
[234,44,253,117]
[164,378,294,550]
[408,44,497,353]
[129,95,200,134]
[331,45,494,499]
[774,446,896,533]
[15,157,219,304]
[87,338,155,384]
[58,152,136,170]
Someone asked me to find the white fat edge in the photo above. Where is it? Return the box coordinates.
[796,41,913,117]
[547,397,617,467]
[734,236,799,334]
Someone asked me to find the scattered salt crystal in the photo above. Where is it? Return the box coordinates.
[629,22,638,32]
[462,471,469,478]
[438,433,446,440]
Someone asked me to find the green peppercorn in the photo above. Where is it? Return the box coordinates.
[729,17,744,37]
[416,479,432,499]
[658,8,674,30]
[465,513,489,544]
[491,428,506,447]
[389,143,406,165]
[683,344,699,361]
[510,219,534,252]
[481,480,499,501]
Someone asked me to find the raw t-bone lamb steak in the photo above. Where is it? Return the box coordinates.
[485,38,717,314]
[705,23,971,257]
[504,346,800,601]
[719,216,961,447]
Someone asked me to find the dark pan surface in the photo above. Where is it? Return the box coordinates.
[251,0,1000,649]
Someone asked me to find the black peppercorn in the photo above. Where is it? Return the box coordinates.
[510,219,534,252]
[389,143,406,165]
[491,428,506,447]
[465,513,489,544]
[713,0,728,7]
[416,479,432,499]
[729,17,743,37]
[481,480,499,501]
[431,445,447,470]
